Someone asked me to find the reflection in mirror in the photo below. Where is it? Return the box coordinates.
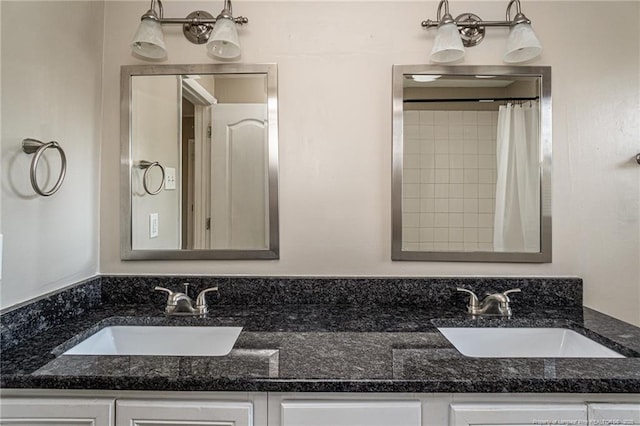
[392,66,551,262]
[121,64,278,260]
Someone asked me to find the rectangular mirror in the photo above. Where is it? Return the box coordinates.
[392,65,551,262]
[121,64,279,260]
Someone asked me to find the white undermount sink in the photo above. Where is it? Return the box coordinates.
[63,326,243,356]
[437,327,624,358]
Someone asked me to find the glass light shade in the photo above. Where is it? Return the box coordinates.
[207,17,241,59]
[430,22,465,63]
[130,18,167,59]
[503,23,542,63]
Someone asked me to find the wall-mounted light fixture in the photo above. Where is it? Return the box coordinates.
[131,0,248,61]
[421,0,542,64]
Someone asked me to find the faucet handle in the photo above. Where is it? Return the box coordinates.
[155,286,173,296]
[155,286,179,310]
[195,287,219,315]
[155,286,188,306]
[502,288,522,300]
[456,287,479,309]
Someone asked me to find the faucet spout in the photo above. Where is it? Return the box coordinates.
[173,294,197,313]
[155,285,198,315]
[475,293,509,316]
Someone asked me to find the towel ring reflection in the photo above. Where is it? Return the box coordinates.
[139,160,165,195]
[22,138,67,197]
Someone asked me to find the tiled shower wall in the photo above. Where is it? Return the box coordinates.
[402,110,498,251]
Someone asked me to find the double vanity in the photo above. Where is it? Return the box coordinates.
[1,276,639,425]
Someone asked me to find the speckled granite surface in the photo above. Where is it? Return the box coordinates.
[0,277,102,353]
[1,276,639,393]
[98,276,583,308]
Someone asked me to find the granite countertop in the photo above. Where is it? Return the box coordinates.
[1,276,640,393]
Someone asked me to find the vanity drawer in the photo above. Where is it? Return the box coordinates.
[0,397,114,425]
[280,400,421,426]
[116,399,253,426]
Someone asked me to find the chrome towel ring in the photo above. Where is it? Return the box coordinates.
[139,160,166,195]
[22,138,67,197]
[636,153,640,165]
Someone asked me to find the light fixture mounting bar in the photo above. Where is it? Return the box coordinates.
[421,18,527,29]
[422,16,529,47]
[157,16,248,25]
[155,9,248,46]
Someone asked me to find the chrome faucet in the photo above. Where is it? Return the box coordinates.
[456,287,522,317]
[155,283,219,317]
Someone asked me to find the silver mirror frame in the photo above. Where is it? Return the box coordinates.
[392,65,551,262]
[121,63,279,260]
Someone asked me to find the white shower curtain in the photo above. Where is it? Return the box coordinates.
[494,102,541,252]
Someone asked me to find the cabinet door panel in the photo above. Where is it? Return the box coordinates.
[449,403,587,426]
[281,400,421,426]
[588,403,640,425]
[115,400,252,426]
[0,397,114,426]
[126,423,233,426]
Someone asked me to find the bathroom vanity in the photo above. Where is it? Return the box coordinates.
[1,276,639,425]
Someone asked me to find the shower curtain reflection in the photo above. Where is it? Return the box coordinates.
[494,102,540,252]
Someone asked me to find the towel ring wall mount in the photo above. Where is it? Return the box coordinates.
[22,138,67,197]
[138,160,166,195]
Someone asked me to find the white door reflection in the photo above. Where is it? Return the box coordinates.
[210,104,268,250]
[181,77,268,250]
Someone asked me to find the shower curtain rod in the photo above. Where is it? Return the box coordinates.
[404,96,539,103]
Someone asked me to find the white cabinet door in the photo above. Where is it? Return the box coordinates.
[115,399,252,426]
[280,400,421,426]
[588,403,640,425]
[449,403,587,426]
[0,397,114,426]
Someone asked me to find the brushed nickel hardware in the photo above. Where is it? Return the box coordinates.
[138,160,165,196]
[195,287,220,316]
[456,287,522,317]
[120,63,280,261]
[391,65,552,263]
[155,284,219,317]
[22,138,67,197]
[131,0,248,60]
[421,0,542,63]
